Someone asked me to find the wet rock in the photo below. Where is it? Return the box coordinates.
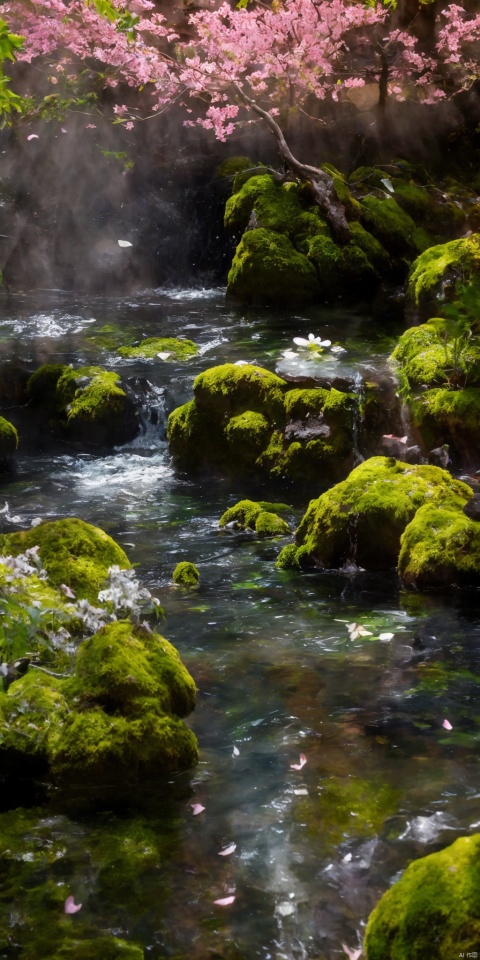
[428,443,450,468]
[364,834,480,959]
[284,417,331,442]
[277,456,479,588]
[463,494,480,521]
[219,499,290,537]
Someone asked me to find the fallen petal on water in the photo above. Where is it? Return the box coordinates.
[214,896,236,906]
[64,896,82,914]
[117,240,133,247]
[379,632,394,641]
[443,719,453,730]
[232,745,240,757]
[290,753,307,770]
[191,803,205,815]
[218,843,236,856]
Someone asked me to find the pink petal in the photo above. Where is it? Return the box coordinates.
[27,134,39,141]
[61,128,67,133]
[442,719,453,730]
[64,896,82,914]
[218,843,236,856]
[191,803,205,816]
[290,753,307,770]
[341,945,362,960]
[232,745,240,757]
[214,896,236,906]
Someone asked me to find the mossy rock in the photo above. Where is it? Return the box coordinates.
[0,518,131,604]
[277,456,472,574]
[290,210,331,252]
[52,938,144,960]
[55,365,138,446]
[117,337,198,360]
[0,622,198,788]
[50,707,198,784]
[172,561,200,587]
[364,834,480,959]
[399,503,480,588]
[73,621,196,716]
[321,164,362,220]
[168,367,355,486]
[227,227,319,304]
[390,318,480,397]
[407,234,480,309]
[392,181,434,221]
[224,174,304,234]
[26,363,67,410]
[0,415,18,458]
[410,386,480,460]
[348,222,391,275]
[219,499,290,537]
[360,195,417,257]
[306,233,379,298]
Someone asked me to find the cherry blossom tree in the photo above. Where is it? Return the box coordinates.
[2,0,480,239]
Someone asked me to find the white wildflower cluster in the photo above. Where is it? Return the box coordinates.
[76,599,113,634]
[98,565,161,619]
[0,545,48,582]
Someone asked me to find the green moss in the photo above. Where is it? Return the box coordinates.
[408,234,480,306]
[117,337,198,360]
[364,834,480,960]
[284,388,329,419]
[306,234,378,298]
[56,365,129,429]
[215,155,252,179]
[290,211,331,252]
[0,670,69,760]
[193,363,287,421]
[412,226,436,253]
[172,561,200,587]
[399,503,480,588]
[73,621,196,716]
[225,410,270,458]
[0,415,18,457]
[411,386,480,451]
[50,707,198,783]
[360,196,416,256]
[348,222,391,274]
[219,499,290,537]
[297,775,399,846]
[26,363,67,409]
[279,456,472,572]
[0,518,131,603]
[52,938,144,960]
[224,174,303,233]
[392,181,433,220]
[227,228,319,304]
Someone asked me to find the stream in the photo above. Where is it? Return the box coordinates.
[1,285,480,960]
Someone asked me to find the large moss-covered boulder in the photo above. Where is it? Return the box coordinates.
[0,518,131,604]
[277,456,473,576]
[360,196,417,258]
[0,621,198,787]
[407,234,480,311]
[364,834,480,959]
[224,174,304,233]
[167,365,355,486]
[410,387,480,462]
[227,228,320,304]
[172,561,200,587]
[26,363,139,447]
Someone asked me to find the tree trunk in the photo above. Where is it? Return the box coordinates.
[235,86,350,244]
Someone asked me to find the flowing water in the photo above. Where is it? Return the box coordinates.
[1,286,480,960]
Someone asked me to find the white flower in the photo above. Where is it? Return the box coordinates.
[293,334,332,348]
[281,349,298,360]
[233,360,250,366]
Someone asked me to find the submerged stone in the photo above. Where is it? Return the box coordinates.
[277,456,473,582]
[172,561,200,586]
[364,834,480,959]
[118,337,198,360]
[0,415,18,470]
